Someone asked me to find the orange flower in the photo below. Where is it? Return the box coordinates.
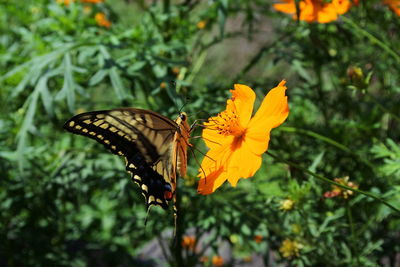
[212,255,224,267]
[254,235,263,243]
[181,235,196,251]
[384,0,400,16]
[197,20,207,29]
[197,81,289,194]
[57,0,74,5]
[172,67,180,76]
[95,12,111,28]
[273,0,352,23]
[160,82,167,89]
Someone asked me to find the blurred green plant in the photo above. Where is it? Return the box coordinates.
[1,0,399,266]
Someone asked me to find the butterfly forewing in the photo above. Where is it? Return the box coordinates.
[63,108,180,210]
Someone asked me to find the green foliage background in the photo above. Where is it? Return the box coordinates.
[1,0,399,266]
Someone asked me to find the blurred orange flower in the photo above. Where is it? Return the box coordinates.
[212,255,224,267]
[95,12,111,28]
[197,81,289,194]
[172,67,180,76]
[57,0,74,5]
[384,0,400,16]
[57,0,103,5]
[181,235,196,251]
[324,176,358,199]
[273,0,352,23]
[197,20,207,29]
[254,235,263,243]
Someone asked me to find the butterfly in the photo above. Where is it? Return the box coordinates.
[63,108,191,217]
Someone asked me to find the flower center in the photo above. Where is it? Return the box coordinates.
[214,108,244,137]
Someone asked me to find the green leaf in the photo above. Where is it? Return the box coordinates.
[109,67,127,101]
[89,69,108,86]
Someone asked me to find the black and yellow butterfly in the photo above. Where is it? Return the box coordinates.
[63,108,191,214]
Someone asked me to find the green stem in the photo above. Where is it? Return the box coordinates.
[342,16,400,64]
[266,151,400,214]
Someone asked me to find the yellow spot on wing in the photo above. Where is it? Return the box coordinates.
[82,128,88,133]
[141,184,148,192]
[69,121,75,127]
[93,120,104,126]
[83,119,91,124]
[148,196,155,203]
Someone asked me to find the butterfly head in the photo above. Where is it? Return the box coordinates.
[175,112,190,132]
[178,112,187,122]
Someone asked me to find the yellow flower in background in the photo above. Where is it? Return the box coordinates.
[324,176,358,199]
[280,199,295,211]
[212,255,224,267]
[95,12,111,28]
[172,67,180,76]
[384,0,400,16]
[197,81,289,194]
[197,20,207,29]
[279,239,303,258]
[273,0,352,23]
[83,5,92,14]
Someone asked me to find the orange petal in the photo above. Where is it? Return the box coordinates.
[229,84,255,128]
[245,81,288,155]
[248,80,289,133]
[332,0,351,15]
[226,142,262,187]
[244,131,271,156]
[273,0,296,14]
[198,138,234,177]
[197,167,226,195]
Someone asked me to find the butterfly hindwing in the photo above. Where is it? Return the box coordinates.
[63,108,179,210]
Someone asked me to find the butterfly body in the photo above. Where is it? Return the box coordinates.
[63,108,190,211]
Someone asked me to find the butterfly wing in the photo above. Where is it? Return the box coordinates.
[63,108,179,209]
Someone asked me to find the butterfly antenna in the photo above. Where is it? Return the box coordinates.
[178,96,190,114]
